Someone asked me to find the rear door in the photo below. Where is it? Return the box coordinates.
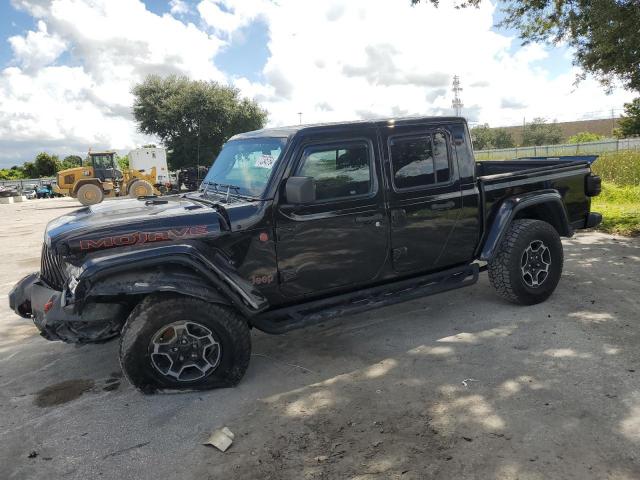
[382,125,462,273]
[275,130,388,298]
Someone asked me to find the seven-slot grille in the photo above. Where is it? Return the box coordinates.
[40,243,68,290]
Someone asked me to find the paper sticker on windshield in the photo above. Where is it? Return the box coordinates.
[255,154,275,169]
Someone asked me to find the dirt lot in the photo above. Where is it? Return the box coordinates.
[1,197,639,480]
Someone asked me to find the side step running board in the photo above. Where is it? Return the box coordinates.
[251,263,479,334]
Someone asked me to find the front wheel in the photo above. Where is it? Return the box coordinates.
[119,295,251,393]
[128,180,154,198]
[77,183,104,205]
[488,219,563,305]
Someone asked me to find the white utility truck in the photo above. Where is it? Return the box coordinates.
[128,147,170,186]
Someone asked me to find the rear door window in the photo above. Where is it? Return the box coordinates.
[389,132,451,190]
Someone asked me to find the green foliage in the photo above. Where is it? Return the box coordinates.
[522,118,563,146]
[470,124,493,150]
[471,124,514,150]
[116,154,129,170]
[592,183,640,236]
[34,152,60,176]
[22,162,38,178]
[493,128,515,148]
[591,151,640,187]
[567,132,605,144]
[615,98,640,139]
[0,166,27,180]
[591,151,640,236]
[412,0,640,92]
[60,155,83,170]
[132,75,268,170]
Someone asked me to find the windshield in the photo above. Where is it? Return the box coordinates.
[202,138,287,197]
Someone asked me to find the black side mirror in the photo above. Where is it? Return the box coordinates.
[285,176,315,204]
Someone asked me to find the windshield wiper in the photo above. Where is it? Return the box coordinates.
[216,183,259,202]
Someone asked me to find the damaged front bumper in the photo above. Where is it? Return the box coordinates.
[9,273,126,343]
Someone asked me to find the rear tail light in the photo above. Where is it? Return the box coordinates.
[586,174,601,197]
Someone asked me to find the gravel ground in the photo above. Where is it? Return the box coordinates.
[1,197,639,480]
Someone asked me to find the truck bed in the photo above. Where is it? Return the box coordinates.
[476,155,598,178]
[475,155,599,241]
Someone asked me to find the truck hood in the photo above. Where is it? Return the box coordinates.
[45,196,231,255]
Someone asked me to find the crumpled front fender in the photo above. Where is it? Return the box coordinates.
[9,273,38,318]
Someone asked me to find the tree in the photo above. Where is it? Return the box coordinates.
[132,75,268,170]
[412,0,640,92]
[34,153,60,177]
[60,155,83,169]
[470,124,514,150]
[22,162,38,178]
[615,98,640,138]
[116,154,130,170]
[470,123,494,150]
[522,118,563,146]
[493,128,515,148]
[0,167,26,180]
[567,132,605,144]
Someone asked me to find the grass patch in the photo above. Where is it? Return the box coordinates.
[591,151,640,186]
[592,182,640,236]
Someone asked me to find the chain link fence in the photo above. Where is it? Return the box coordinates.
[0,178,55,191]
[475,138,640,161]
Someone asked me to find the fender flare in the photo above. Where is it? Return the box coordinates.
[72,244,268,316]
[479,189,572,262]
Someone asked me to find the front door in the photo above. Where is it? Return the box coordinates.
[275,131,388,298]
[381,125,462,273]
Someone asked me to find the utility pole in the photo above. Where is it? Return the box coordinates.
[611,108,615,136]
[297,112,303,125]
[451,75,463,117]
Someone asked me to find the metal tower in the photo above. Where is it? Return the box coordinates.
[451,75,463,117]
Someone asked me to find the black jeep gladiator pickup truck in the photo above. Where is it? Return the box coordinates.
[9,116,602,392]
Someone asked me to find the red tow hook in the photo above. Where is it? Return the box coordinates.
[43,296,55,314]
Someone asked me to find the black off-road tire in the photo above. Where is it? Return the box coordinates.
[488,219,563,305]
[119,295,251,394]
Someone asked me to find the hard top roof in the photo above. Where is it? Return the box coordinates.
[228,116,466,141]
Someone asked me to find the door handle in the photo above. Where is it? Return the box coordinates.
[431,201,455,211]
[355,213,384,224]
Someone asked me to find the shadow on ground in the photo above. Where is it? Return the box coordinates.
[1,212,639,480]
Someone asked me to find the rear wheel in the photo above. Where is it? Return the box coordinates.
[119,295,251,393]
[128,180,154,198]
[77,183,104,206]
[488,219,563,305]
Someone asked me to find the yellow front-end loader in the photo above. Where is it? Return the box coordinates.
[55,151,160,206]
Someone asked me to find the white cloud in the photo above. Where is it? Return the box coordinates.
[228,0,635,127]
[1,0,226,165]
[8,20,67,72]
[197,0,271,37]
[0,0,636,166]
[169,0,190,16]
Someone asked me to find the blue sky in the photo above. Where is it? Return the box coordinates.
[0,0,634,167]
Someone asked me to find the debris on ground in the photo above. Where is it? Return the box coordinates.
[461,378,478,387]
[204,427,235,452]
